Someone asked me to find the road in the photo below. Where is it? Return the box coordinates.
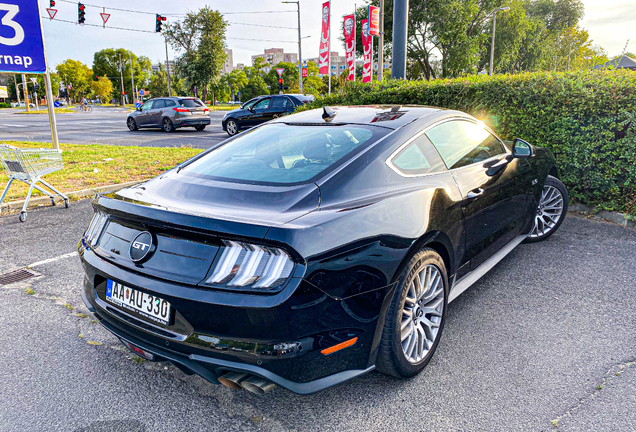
[1,201,634,431]
[0,106,229,149]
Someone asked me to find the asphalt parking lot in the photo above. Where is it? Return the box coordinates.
[0,106,228,148]
[1,200,634,432]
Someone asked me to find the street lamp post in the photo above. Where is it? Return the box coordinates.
[282,1,303,92]
[489,6,510,77]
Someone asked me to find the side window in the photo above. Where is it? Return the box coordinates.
[253,98,271,110]
[271,97,292,109]
[153,100,165,109]
[425,120,505,170]
[390,134,447,176]
[164,100,176,107]
[141,100,153,111]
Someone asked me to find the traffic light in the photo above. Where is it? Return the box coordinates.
[156,14,166,32]
[33,84,40,93]
[50,0,56,7]
[78,3,85,24]
[278,78,283,90]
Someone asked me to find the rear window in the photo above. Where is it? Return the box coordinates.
[181,123,388,185]
[179,99,205,107]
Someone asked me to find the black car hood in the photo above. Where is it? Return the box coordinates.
[113,170,320,227]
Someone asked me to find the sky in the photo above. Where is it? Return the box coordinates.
[37,0,635,70]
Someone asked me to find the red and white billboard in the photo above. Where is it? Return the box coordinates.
[362,19,373,83]
[343,14,356,81]
[318,1,330,75]
[302,67,308,78]
[368,6,380,37]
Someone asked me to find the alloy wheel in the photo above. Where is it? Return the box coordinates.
[227,120,237,135]
[163,118,174,132]
[401,264,445,364]
[529,185,564,238]
[127,118,137,131]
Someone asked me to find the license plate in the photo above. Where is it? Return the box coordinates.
[195,110,206,115]
[106,280,171,325]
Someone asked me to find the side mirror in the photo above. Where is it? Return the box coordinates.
[512,138,534,158]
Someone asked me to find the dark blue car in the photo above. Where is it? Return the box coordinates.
[222,94,314,136]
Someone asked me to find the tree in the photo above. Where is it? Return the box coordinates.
[93,49,152,100]
[240,58,270,101]
[165,7,227,102]
[148,63,184,97]
[265,62,299,94]
[91,77,113,102]
[56,59,92,100]
[302,61,325,96]
[226,69,248,100]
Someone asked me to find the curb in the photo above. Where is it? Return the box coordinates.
[569,204,636,230]
[0,180,143,213]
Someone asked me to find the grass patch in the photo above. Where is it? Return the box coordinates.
[87,341,103,346]
[76,313,88,318]
[17,108,76,114]
[24,288,35,295]
[64,302,74,311]
[0,141,203,203]
[131,356,146,364]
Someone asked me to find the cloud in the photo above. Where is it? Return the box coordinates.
[583,3,636,26]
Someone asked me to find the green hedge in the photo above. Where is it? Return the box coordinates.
[307,70,636,217]
[0,103,11,109]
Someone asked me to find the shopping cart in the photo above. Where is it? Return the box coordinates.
[0,145,69,222]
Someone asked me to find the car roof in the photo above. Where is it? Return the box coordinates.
[271,105,446,130]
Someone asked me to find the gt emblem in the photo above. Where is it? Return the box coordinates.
[129,232,155,263]
[132,241,149,251]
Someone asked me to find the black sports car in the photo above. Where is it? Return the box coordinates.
[221,94,314,136]
[79,105,567,395]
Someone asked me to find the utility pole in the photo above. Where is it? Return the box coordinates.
[282,1,303,92]
[165,37,172,97]
[119,53,125,105]
[129,51,136,104]
[21,74,30,112]
[489,7,510,76]
[391,0,409,79]
[14,75,20,106]
[328,0,332,95]
[377,0,385,81]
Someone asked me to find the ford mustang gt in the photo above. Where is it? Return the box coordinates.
[79,105,568,394]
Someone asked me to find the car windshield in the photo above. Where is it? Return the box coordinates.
[242,99,259,109]
[181,123,388,185]
[179,99,204,107]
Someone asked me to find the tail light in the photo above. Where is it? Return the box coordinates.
[173,107,189,113]
[204,108,209,113]
[85,210,108,247]
[204,240,294,291]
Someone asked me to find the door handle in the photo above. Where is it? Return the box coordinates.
[466,188,484,199]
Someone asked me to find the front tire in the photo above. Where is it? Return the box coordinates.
[524,175,568,243]
[226,119,238,136]
[162,117,175,132]
[376,248,448,378]
[127,117,138,131]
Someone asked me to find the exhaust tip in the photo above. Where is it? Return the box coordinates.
[218,372,249,390]
[241,376,276,394]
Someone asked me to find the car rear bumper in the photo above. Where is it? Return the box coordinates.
[79,241,379,394]
[173,117,211,128]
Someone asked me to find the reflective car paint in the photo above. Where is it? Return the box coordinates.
[79,105,558,393]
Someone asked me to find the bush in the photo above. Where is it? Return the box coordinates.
[0,103,11,108]
[307,70,636,215]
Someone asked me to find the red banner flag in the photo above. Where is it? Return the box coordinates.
[318,2,330,75]
[362,19,373,83]
[368,6,380,36]
[343,14,356,81]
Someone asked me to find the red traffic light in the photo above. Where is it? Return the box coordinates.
[79,4,85,10]
[50,0,56,6]
[157,16,161,21]
[278,78,283,84]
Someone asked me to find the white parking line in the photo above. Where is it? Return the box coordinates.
[27,251,78,268]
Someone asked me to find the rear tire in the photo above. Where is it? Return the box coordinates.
[194,125,206,131]
[524,175,568,243]
[19,211,26,223]
[162,117,174,132]
[376,248,448,378]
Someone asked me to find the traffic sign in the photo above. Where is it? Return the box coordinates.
[46,8,57,20]
[135,102,141,108]
[276,68,285,77]
[100,13,110,25]
[0,1,47,73]
[139,89,145,96]
[30,77,37,83]
[54,101,61,107]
